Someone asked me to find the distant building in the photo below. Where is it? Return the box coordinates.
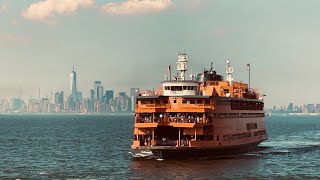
[89,89,95,113]
[94,81,104,100]
[70,65,77,102]
[119,92,126,98]
[10,98,22,111]
[305,104,316,113]
[105,90,114,102]
[81,98,90,113]
[40,98,49,113]
[131,96,136,112]
[66,95,76,112]
[76,92,83,102]
[27,99,40,113]
[287,103,293,111]
[54,91,64,111]
[130,88,139,112]
[130,88,139,97]
[0,99,9,113]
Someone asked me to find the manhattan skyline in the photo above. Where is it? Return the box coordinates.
[1,0,320,108]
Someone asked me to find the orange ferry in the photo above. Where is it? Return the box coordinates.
[131,53,268,159]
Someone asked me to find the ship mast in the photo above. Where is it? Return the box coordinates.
[226,61,234,86]
[177,53,188,80]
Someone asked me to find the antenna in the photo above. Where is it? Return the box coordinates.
[210,61,213,72]
[226,61,234,86]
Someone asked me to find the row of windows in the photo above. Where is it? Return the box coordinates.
[254,130,267,136]
[223,132,252,141]
[216,100,230,106]
[164,86,198,91]
[231,100,264,110]
[246,123,258,131]
[182,99,211,104]
[140,99,211,105]
[139,99,264,111]
[140,99,169,104]
[213,113,265,119]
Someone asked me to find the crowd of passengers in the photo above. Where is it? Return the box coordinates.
[136,113,208,123]
[138,135,214,146]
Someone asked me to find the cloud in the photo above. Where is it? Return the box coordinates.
[22,0,95,23]
[101,0,173,16]
[0,34,31,44]
[0,2,9,13]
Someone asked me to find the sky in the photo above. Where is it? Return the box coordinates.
[1,0,320,108]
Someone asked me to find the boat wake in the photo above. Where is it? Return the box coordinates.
[129,151,154,159]
[255,130,320,156]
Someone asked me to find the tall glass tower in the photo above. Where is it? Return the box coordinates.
[70,65,77,102]
[94,81,103,100]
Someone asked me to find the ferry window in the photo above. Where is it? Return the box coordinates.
[205,100,210,104]
[171,86,182,91]
[183,86,187,90]
[217,136,219,141]
[196,100,203,104]
[163,99,169,104]
[155,100,160,104]
[190,100,195,104]
[146,100,153,104]
[182,98,187,104]
[165,86,170,90]
[188,86,192,90]
[140,100,146,104]
[173,99,177,104]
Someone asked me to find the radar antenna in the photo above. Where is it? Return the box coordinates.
[226,61,234,86]
[177,52,188,80]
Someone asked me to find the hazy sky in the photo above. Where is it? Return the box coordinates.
[1,0,320,108]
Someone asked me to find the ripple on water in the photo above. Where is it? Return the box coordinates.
[0,115,320,178]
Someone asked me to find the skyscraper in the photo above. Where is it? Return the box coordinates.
[105,90,114,103]
[130,88,139,112]
[70,65,77,102]
[94,81,103,100]
[89,89,95,112]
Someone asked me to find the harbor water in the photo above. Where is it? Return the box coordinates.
[0,114,319,179]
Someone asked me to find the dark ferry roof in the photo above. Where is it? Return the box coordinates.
[215,96,264,102]
[160,80,200,83]
[136,95,263,102]
[137,95,210,99]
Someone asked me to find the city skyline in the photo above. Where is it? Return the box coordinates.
[0,64,140,113]
[2,0,320,108]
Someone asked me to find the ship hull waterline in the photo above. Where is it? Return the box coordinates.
[149,141,265,159]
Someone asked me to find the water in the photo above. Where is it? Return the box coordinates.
[0,114,319,179]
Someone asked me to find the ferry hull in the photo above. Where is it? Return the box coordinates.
[151,141,263,159]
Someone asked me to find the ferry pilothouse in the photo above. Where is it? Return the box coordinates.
[131,53,268,159]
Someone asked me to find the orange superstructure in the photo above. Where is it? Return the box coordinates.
[131,53,267,159]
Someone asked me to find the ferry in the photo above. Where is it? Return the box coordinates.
[131,53,267,159]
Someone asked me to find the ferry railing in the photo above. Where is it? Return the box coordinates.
[136,117,210,124]
[137,104,213,109]
[168,117,210,124]
[137,104,171,109]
